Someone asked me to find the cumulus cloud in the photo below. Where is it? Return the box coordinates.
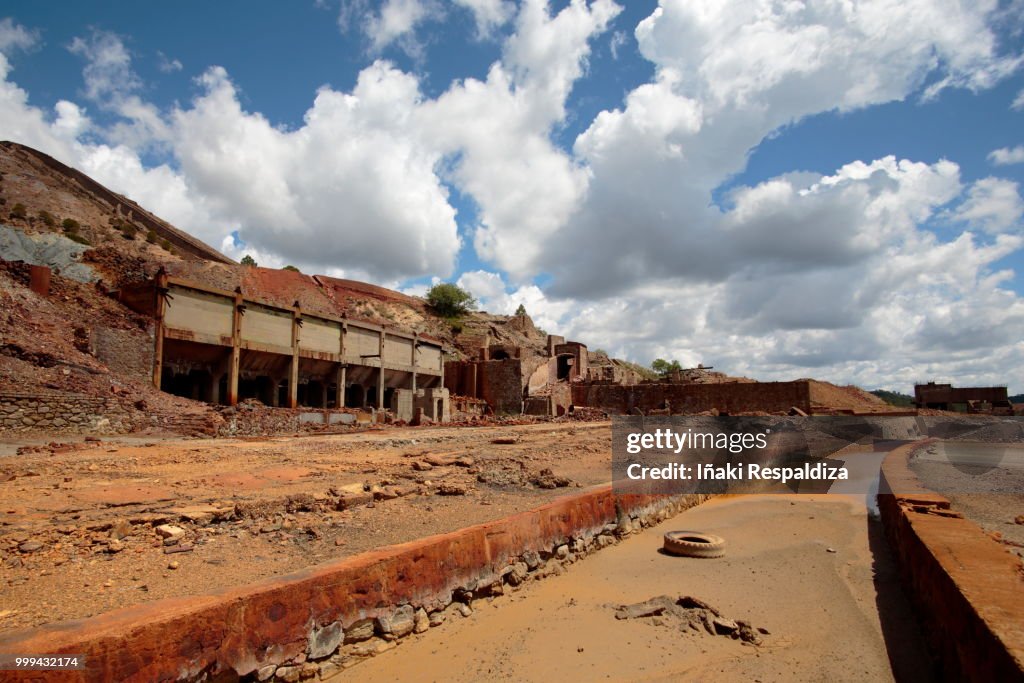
[2,4,1024,390]
[169,62,461,278]
[453,0,514,37]
[361,0,440,54]
[989,145,1024,166]
[419,0,621,280]
[950,177,1024,233]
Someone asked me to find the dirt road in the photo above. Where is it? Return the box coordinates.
[342,495,931,682]
[0,421,610,633]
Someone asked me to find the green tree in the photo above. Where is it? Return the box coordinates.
[514,303,527,316]
[426,282,476,318]
[240,255,257,267]
[651,358,683,377]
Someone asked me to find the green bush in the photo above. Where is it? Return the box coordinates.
[66,233,91,246]
[160,238,172,251]
[122,224,137,239]
[283,265,300,273]
[38,210,56,227]
[10,203,27,219]
[146,229,158,243]
[426,283,476,318]
[62,218,80,233]
[651,358,684,377]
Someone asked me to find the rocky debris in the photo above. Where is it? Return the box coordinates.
[1015,515,1024,525]
[155,524,185,545]
[436,483,467,496]
[530,468,572,489]
[476,462,529,488]
[308,621,344,660]
[614,595,766,645]
[376,604,416,639]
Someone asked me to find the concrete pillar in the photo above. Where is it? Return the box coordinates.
[411,333,418,393]
[288,305,301,409]
[152,270,168,390]
[227,290,243,406]
[377,330,385,411]
[337,364,347,408]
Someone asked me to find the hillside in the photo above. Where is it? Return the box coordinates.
[0,140,889,426]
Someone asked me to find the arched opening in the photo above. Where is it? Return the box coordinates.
[491,349,510,360]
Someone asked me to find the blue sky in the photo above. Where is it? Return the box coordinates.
[1,1,1023,392]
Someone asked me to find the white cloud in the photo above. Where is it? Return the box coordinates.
[2,4,1024,391]
[950,177,1024,233]
[157,51,183,73]
[609,30,627,60]
[170,62,461,279]
[453,0,514,37]
[363,0,440,53]
[989,145,1024,166]
[68,30,171,149]
[0,17,39,54]
[1013,88,1024,110]
[419,0,621,281]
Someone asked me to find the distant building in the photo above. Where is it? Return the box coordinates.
[914,382,1014,415]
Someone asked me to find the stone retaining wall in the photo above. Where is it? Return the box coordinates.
[879,441,1024,681]
[0,392,140,434]
[0,487,709,682]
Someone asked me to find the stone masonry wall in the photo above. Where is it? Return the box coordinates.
[571,380,812,415]
[0,392,140,434]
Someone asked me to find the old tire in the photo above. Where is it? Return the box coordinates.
[663,531,726,558]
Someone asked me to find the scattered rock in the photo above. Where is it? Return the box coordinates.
[155,524,185,542]
[530,468,572,489]
[377,605,416,639]
[1014,515,1024,525]
[167,560,179,570]
[110,519,133,540]
[308,621,344,659]
[18,540,43,553]
[457,603,473,618]
[414,608,429,634]
[436,484,467,496]
[344,618,375,644]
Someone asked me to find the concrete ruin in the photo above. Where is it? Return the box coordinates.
[444,335,589,416]
[914,382,1015,415]
[119,271,449,418]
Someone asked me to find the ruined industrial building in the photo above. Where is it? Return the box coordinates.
[1,139,1022,683]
